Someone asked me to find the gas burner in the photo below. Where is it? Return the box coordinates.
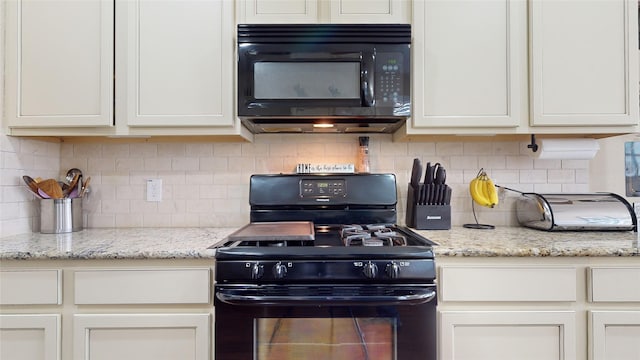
[340,224,407,247]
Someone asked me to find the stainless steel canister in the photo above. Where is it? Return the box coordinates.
[40,198,83,233]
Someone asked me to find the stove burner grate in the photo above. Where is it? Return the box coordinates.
[340,224,407,247]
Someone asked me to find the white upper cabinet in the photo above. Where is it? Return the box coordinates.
[407,0,639,136]
[238,0,410,23]
[4,0,114,128]
[529,0,639,127]
[411,0,526,131]
[329,0,410,23]
[239,0,320,23]
[124,0,234,127]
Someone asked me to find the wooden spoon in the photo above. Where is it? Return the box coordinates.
[38,178,64,199]
[79,176,91,197]
[22,175,43,198]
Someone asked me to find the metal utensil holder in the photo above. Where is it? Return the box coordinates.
[40,198,83,233]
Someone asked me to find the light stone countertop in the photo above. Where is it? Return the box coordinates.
[0,226,638,260]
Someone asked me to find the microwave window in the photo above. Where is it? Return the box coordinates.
[254,62,360,99]
[255,317,396,360]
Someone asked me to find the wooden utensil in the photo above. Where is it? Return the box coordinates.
[79,176,91,197]
[22,175,43,198]
[38,178,64,199]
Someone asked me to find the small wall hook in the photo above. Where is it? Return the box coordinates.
[527,134,539,153]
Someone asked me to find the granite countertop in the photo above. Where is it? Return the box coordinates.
[0,226,638,260]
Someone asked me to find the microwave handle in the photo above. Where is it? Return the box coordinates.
[361,51,375,107]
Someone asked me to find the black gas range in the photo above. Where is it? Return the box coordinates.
[211,173,437,360]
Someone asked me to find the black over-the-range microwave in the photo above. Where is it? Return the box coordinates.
[237,24,411,133]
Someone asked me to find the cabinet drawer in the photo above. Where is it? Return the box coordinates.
[440,266,577,302]
[0,270,61,305]
[74,269,210,305]
[589,267,640,302]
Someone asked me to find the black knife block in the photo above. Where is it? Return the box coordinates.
[405,185,451,230]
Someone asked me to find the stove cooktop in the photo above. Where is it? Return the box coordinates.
[212,223,437,262]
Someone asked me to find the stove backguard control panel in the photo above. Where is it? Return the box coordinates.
[300,179,346,198]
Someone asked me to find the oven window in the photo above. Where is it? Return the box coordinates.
[253,62,360,99]
[255,317,396,360]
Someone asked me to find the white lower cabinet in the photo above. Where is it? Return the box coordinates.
[0,260,213,360]
[440,311,576,360]
[73,314,209,360]
[437,259,640,360]
[590,311,640,360]
[588,266,640,360]
[0,314,61,360]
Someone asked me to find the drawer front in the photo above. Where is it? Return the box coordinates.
[440,266,577,302]
[74,269,210,305]
[0,270,61,305]
[590,267,640,302]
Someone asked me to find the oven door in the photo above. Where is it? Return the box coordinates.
[214,284,437,360]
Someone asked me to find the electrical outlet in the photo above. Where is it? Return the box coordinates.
[146,179,162,202]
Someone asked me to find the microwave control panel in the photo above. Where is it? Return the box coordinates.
[376,52,404,106]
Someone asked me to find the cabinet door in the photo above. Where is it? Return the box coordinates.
[530,0,639,127]
[125,0,234,127]
[440,311,577,360]
[239,0,320,23]
[329,0,409,23]
[4,0,114,128]
[410,0,526,131]
[590,311,640,360]
[73,314,209,360]
[0,314,61,360]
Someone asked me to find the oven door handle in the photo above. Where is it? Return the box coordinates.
[216,288,436,306]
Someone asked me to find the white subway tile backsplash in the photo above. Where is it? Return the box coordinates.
[186,143,213,157]
[171,157,199,171]
[449,155,479,170]
[115,158,144,171]
[157,143,186,157]
[534,158,562,169]
[1,135,597,234]
[116,213,143,227]
[144,158,173,171]
[436,142,464,156]
[561,159,590,169]
[102,144,130,159]
[463,142,493,155]
[407,142,436,156]
[0,137,61,237]
[519,169,548,184]
[477,156,507,169]
[506,155,534,169]
[130,143,158,158]
[214,143,243,157]
[547,169,576,183]
[88,157,116,172]
[102,199,131,214]
[494,141,520,155]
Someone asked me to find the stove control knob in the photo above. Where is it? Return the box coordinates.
[251,263,264,280]
[272,262,287,279]
[385,262,401,279]
[363,261,378,279]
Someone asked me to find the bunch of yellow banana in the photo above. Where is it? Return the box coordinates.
[469,169,499,208]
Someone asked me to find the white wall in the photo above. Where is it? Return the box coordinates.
[0,134,593,237]
[61,135,590,229]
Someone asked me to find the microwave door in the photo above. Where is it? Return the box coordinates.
[238,47,374,116]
